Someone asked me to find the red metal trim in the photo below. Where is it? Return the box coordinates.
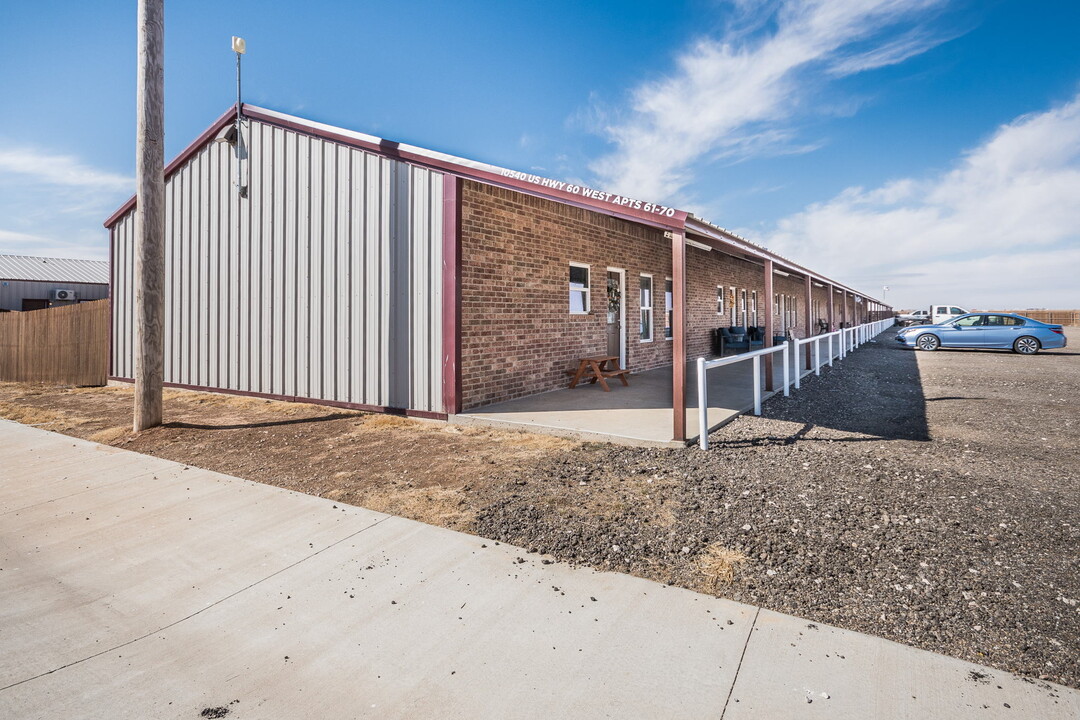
[105,104,686,232]
[763,259,774,392]
[827,283,835,331]
[671,231,686,442]
[107,377,448,421]
[103,106,240,228]
[803,274,813,369]
[441,174,462,415]
[242,107,688,231]
[684,218,886,307]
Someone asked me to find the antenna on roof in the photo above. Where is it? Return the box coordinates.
[232,36,247,198]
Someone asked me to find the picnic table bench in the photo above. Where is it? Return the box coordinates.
[567,355,630,392]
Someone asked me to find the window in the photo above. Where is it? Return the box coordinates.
[569,263,590,314]
[739,290,747,326]
[954,315,982,327]
[716,285,725,315]
[664,278,673,340]
[750,291,758,326]
[640,274,653,342]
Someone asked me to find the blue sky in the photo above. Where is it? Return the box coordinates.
[1,0,1078,310]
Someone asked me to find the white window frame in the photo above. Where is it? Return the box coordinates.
[639,273,654,343]
[569,262,590,315]
[717,285,725,315]
[751,290,758,326]
[664,277,674,341]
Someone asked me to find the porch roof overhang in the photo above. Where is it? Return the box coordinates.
[682,214,886,307]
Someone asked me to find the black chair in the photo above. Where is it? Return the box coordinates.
[747,326,765,349]
[721,326,749,353]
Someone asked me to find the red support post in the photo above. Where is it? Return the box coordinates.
[763,259,774,391]
[671,231,687,441]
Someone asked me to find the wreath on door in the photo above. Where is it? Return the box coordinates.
[607,277,622,315]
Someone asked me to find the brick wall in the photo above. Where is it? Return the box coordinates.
[459,181,674,410]
[685,249,767,358]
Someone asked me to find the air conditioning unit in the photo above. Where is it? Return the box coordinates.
[50,289,78,301]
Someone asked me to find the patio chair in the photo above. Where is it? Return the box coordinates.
[747,326,765,349]
[720,326,749,353]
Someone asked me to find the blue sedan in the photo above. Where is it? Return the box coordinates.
[895,313,1067,354]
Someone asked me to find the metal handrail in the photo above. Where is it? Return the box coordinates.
[696,317,895,449]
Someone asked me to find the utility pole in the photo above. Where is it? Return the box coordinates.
[134,0,165,431]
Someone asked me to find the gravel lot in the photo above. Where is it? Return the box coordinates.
[475,327,1079,687]
[2,326,1076,688]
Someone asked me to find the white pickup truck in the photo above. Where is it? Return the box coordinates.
[897,306,969,325]
[897,309,930,325]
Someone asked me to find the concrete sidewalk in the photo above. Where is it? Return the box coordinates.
[1,420,1075,719]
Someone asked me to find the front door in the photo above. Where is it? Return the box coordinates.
[606,270,625,367]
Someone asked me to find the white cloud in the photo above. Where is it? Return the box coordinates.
[0,145,131,259]
[589,0,947,202]
[755,94,1080,310]
[0,147,132,191]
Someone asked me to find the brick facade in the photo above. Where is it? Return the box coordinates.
[459,181,674,410]
[458,180,850,411]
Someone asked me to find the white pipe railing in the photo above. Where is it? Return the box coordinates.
[697,317,895,449]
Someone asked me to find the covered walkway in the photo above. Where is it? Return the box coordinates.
[455,347,813,447]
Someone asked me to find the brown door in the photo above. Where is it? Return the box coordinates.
[22,299,49,311]
[606,271,623,363]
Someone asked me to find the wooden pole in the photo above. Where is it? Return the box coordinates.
[134,0,165,431]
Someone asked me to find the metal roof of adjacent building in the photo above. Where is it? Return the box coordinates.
[0,254,109,284]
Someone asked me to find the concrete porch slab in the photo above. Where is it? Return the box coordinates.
[454,348,815,447]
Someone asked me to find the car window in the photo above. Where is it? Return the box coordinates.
[954,315,982,327]
[984,315,1004,326]
[1001,316,1024,326]
[950,307,964,314]
[935,307,946,314]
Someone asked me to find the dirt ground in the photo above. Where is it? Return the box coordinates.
[1,326,1077,689]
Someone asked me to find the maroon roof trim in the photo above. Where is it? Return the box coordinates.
[104,104,688,233]
[104,106,239,228]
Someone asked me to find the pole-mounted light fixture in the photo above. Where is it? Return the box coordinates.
[232,36,247,197]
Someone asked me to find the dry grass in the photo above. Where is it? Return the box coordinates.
[0,401,71,429]
[697,543,749,590]
[87,426,132,445]
[328,482,475,531]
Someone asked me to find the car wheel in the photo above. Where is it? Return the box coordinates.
[916,334,939,351]
[1013,336,1040,355]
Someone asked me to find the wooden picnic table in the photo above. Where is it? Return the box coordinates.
[568,355,630,392]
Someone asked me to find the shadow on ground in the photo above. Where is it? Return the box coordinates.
[736,328,931,442]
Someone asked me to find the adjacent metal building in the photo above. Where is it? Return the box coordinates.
[0,254,109,312]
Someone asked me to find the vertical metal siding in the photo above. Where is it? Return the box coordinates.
[110,118,443,412]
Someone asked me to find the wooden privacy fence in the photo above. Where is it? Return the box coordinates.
[990,309,1080,325]
[0,299,109,386]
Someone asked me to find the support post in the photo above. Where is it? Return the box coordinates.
[804,274,813,370]
[697,357,708,450]
[828,283,835,333]
[671,231,687,442]
[763,259,774,391]
[753,356,762,415]
[134,0,165,432]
